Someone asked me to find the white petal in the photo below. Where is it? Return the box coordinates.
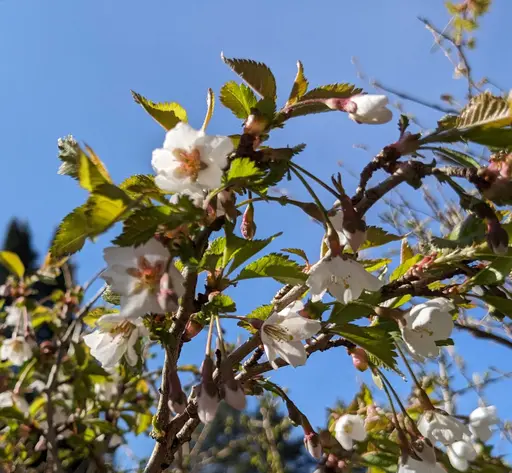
[352,94,389,114]
[134,238,169,264]
[196,161,223,190]
[120,290,159,319]
[261,331,279,369]
[469,406,498,427]
[271,339,308,368]
[451,441,477,461]
[335,431,353,451]
[103,246,137,269]
[402,328,440,358]
[447,446,469,472]
[198,134,234,168]
[306,261,331,296]
[224,386,246,411]
[168,264,186,298]
[197,391,219,424]
[152,148,175,173]
[163,122,204,151]
[279,313,321,340]
[470,424,493,442]
[277,300,304,318]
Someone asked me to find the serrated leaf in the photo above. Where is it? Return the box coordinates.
[286,60,308,107]
[329,291,381,325]
[131,91,188,130]
[227,232,282,275]
[331,324,399,372]
[360,226,403,250]
[281,247,308,263]
[199,236,226,271]
[51,205,90,258]
[78,150,111,191]
[361,258,392,271]
[0,251,25,278]
[471,257,512,286]
[120,174,164,201]
[239,304,273,332]
[236,253,307,285]
[221,55,277,100]
[219,81,258,119]
[223,158,264,187]
[390,254,423,281]
[456,91,512,130]
[102,286,121,305]
[464,127,512,149]
[431,147,479,168]
[203,294,236,315]
[400,239,414,263]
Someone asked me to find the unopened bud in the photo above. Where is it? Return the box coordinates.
[183,318,204,342]
[349,347,369,372]
[486,220,509,255]
[240,203,257,240]
[304,431,323,459]
[39,340,55,356]
[324,98,353,113]
[243,111,268,135]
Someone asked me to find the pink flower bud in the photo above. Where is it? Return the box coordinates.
[197,356,219,424]
[350,348,369,372]
[243,112,268,135]
[304,431,323,459]
[240,203,257,240]
[183,318,204,342]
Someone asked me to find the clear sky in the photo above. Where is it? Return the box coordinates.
[1,0,511,466]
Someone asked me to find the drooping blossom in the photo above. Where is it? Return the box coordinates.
[400,298,454,358]
[102,239,185,319]
[0,336,32,366]
[197,355,219,423]
[326,95,392,125]
[304,431,322,459]
[83,313,147,369]
[418,410,471,446]
[152,122,233,194]
[334,414,367,450]
[398,458,447,473]
[447,440,477,472]
[0,391,29,412]
[307,256,383,304]
[4,306,23,327]
[260,300,321,369]
[327,198,367,252]
[220,359,246,411]
[469,406,499,442]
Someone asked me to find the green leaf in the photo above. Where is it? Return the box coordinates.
[400,239,414,264]
[331,324,399,372]
[435,338,455,347]
[203,294,237,315]
[221,55,277,100]
[227,232,282,275]
[83,307,119,327]
[329,291,382,325]
[29,397,46,418]
[219,81,258,119]
[200,236,226,271]
[131,91,188,130]
[78,149,111,191]
[360,226,403,250]
[57,135,81,179]
[464,127,512,149]
[286,60,308,107]
[390,254,423,281]
[481,294,512,318]
[51,205,90,258]
[238,304,273,332]
[471,257,512,286]
[361,258,392,271]
[281,247,308,263]
[120,174,165,201]
[223,158,264,187]
[236,253,307,285]
[136,412,152,435]
[430,147,479,168]
[456,91,512,130]
[102,286,121,305]
[113,206,171,247]
[0,251,25,278]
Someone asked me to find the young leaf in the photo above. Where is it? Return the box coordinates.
[331,324,399,372]
[300,83,362,100]
[51,205,90,258]
[120,174,165,200]
[238,304,273,333]
[203,294,237,315]
[471,256,512,286]
[431,147,479,168]
[200,236,226,271]
[286,60,308,107]
[360,226,403,250]
[227,232,282,275]
[236,253,307,285]
[221,55,277,100]
[400,239,414,263]
[223,158,264,187]
[219,81,258,120]
[281,247,308,263]
[456,91,512,130]
[131,91,188,130]
[481,294,512,318]
[390,254,422,281]
[78,150,111,191]
[0,251,25,278]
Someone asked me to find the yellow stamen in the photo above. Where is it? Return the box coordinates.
[173,148,208,182]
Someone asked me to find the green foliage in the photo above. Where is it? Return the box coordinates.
[329,292,382,325]
[78,146,112,191]
[281,247,308,263]
[360,226,403,250]
[331,324,399,372]
[235,253,307,285]
[390,254,423,281]
[481,294,512,318]
[131,91,188,130]
[471,256,512,286]
[203,294,237,315]
[0,251,25,278]
[50,205,91,257]
[221,55,277,100]
[456,91,512,130]
[431,147,480,168]
[223,157,264,187]
[219,81,258,119]
[286,60,308,107]
[238,304,273,332]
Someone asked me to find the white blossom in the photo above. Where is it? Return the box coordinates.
[152,122,233,194]
[0,391,29,412]
[348,95,393,125]
[447,440,477,472]
[327,203,366,252]
[418,411,471,446]
[334,414,367,450]
[0,336,33,366]
[400,298,454,358]
[4,306,23,327]
[197,356,219,424]
[102,239,185,319]
[304,432,322,459]
[398,458,447,473]
[307,257,383,304]
[469,406,499,442]
[260,301,321,369]
[83,314,147,369]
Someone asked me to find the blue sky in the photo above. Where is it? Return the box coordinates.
[1,0,512,465]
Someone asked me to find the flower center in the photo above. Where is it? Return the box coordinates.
[173,148,208,182]
[11,340,24,353]
[263,324,294,342]
[330,274,351,289]
[343,421,354,434]
[126,257,166,294]
[109,320,135,338]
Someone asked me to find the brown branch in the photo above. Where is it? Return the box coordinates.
[455,321,512,350]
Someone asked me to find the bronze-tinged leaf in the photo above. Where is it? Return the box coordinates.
[456,91,512,130]
[131,91,187,130]
[286,60,308,107]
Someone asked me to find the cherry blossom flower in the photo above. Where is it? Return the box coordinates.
[4,306,23,327]
[447,440,477,472]
[197,355,219,423]
[260,301,321,369]
[0,336,32,366]
[304,431,322,459]
[220,359,246,411]
[328,200,366,252]
[102,239,185,319]
[0,391,29,412]
[400,298,454,358]
[334,414,367,450]
[469,406,499,442]
[348,95,392,124]
[307,256,383,304]
[418,410,471,446]
[83,314,147,369]
[398,457,447,473]
[152,122,233,194]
